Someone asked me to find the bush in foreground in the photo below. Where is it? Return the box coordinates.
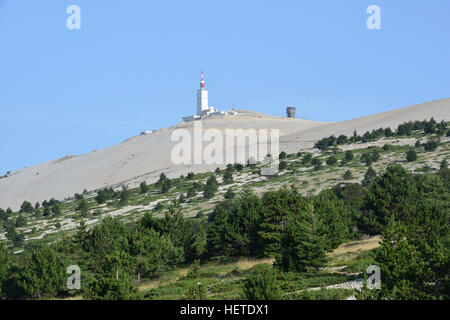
[243,264,281,300]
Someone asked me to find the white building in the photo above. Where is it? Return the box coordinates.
[197,71,209,116]
[183,71,238,122]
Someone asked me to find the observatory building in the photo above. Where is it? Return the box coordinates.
[183,71,238,122]
[197,71,210,116]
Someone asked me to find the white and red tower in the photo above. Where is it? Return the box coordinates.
[197,70,209,116]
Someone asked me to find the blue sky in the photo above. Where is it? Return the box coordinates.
[0,0,449,173]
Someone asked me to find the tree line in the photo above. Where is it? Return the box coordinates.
[1,162,447,299]
[314,118,448,150]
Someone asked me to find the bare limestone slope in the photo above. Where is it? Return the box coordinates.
[280,98,450,153]
[1,98,449,210]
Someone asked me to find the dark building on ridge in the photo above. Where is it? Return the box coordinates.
[286,106,296,118]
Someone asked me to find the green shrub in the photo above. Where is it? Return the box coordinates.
[289,288,355,300]
[406,149,417,162]
[312,158,322,170]
[186,260,201,279]
[424,139,439,152]
[203,175,219,199]
[186,282,207,300]
[343,170,353,180]
[243,264,281,300]
[345,150,354,161]
[140,182,149,194]
[362,167,377,187]
[326,156,338,165]
[224,188,235,200]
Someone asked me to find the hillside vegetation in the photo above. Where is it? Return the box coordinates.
[0,118,449,300]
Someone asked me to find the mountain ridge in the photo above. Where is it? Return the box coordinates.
[1,97,449,210]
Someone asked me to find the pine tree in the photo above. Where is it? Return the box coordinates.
[74,193,84,201]
[361,163,419,234]
[314,190,353,250]
[424,138,439,152]
[206,190,262,257]
[351,130,359,142]
[414,173,450,218]
[51,204,61,216]
[343,170,353,180]
[224,188,235,200]
[203,175,218,199]
[337,134,348,145]
[161,178,171,193]
[424,118,437,134]
[186,259,201,279]
[187,185,197,198]
[119,186,130,204]
[129,228,184,280]
[95,190,108,204]
[77,199,89,216]
[205,204,231,256]
[85,250,140,300]
[258,186,305,258]
[374,199,449,299]
[345,150,354,162]
[43,206,51,217]
[20,201,34,214]
[17,244,67,298]
[223,167,233,184]
[301,153,312,165]
[384,127,393,137]
[277,201,327,272]
[371,149,381,162]
[406,149,417,162]
[6,226,25,247]
[332,183,365,209]
[440,159,448,170]
[75,220,87,248]
[155,173,167,187]
[139,182,149,194]
[0,244,12,299]
[326,155,337,165]
[15,214,27,227]
[362,166,377,187]
[311,158,322,170]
